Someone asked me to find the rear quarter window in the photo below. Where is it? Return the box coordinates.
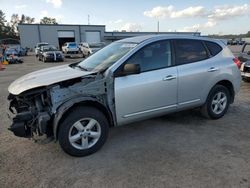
[174,39,208,65]
[204,41,222,56]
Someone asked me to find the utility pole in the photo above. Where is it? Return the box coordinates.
[157,20,159,33]
[88,15,90,25]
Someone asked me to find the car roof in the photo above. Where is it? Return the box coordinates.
[117,34,220,44]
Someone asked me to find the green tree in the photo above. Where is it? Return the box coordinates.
[25,16,35,24]
[0,10,7,38]
[9,14,35,37]
[0,10,35,39]
[40,17,58,24]
[10,14,19,33]
[246,31,250,37]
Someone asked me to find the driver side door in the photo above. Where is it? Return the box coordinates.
[114,40,178,125]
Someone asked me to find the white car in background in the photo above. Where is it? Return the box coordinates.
[89,42,106,54]
[35,42,49,56]
[79,42,92,57]
[62,42,79,54]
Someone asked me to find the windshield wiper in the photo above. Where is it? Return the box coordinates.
[74,65,88,71]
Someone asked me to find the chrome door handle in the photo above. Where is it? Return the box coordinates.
[207,67,219,72]
[163,75,176,81]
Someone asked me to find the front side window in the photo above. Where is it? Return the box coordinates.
[175,39,208,65]
[125,40,172,72]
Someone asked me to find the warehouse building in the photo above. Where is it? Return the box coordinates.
[18,24,200,49]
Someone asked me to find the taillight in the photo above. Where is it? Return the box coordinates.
[233,57,241,69]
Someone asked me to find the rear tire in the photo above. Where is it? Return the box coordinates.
[58,106,109,157]
[201,85,230,119]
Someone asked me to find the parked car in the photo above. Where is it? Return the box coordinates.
[227,40,238,45]
[5,48,23,63]
[35,42,49,56]
[38,45,64,62]
[62,42,79,54]
[13,46,28,56]
[89,42,105,54]
[7,35,241,157]
[79,42,92,57]
[5,48,19,57]
[6,56,23,64]
[238,42,250,82]
[18,47,28,56]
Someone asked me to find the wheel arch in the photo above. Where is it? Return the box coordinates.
[205,80,235,104]
[215,80,235,103]
[53,97,114,140]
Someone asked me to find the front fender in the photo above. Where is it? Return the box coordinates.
[52,96,109,140]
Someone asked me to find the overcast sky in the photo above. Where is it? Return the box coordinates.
[1,0,250,35]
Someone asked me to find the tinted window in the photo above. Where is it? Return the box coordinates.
[205,41,222,56]
[175,39,208,65]
[126,40,172,72]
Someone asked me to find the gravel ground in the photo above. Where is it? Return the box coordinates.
[0,52,250,188]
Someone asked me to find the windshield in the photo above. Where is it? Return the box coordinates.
[38,43,48,47]
[43,46,57,51]
[6,48,17,53]
[69,43,77,48]
[78,42,137,72]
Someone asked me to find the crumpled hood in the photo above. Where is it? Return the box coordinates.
[8,64,94,95]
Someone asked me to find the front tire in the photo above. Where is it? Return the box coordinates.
[58,106,109,157]
[201,85,230,119]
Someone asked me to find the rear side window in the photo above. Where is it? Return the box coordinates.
[205,41,222,56]
[174,39,208,65]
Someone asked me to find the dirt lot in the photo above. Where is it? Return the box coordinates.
[0,53,250,188]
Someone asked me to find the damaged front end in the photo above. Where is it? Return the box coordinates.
[7,72,115,140]
[8,88,52,138]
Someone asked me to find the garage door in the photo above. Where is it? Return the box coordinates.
[85,31,101,43]
[58,31,75,38]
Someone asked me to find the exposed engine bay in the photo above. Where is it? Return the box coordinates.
[8,73,115,139]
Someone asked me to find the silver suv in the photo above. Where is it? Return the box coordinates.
[8,35,241,156]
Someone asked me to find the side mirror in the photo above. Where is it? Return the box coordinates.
[123,64,140,75]
[247,51,250,55]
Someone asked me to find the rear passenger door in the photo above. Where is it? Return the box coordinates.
[174,39,222,107]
